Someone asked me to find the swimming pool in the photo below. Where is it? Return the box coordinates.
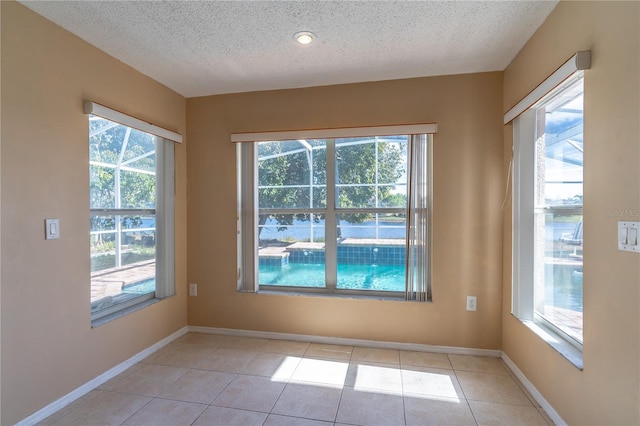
[259,263,406,292]
[122,278,155,294]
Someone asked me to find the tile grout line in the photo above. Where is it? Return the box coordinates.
[447,354,480,426]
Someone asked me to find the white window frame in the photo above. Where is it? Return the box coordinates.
[236,124,435,299]
[87,103,177,324]
[508,53,589,367]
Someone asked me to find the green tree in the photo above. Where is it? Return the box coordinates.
[257,138,406,239]
[90,120,156,247]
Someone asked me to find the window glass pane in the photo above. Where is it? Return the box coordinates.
[89,165,115,209]
[120,170,156,209]
[258,214,326,288]
[90,215,156,269]
[378,186,407,208]
[258,140,326,209]
[337,213,406,291]
[336,137,407,208]
[89,115,158,317]
[377,137,408,184]
[533,75,583,343]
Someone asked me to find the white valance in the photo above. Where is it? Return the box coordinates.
[503,51,591,125]
[231,123,437,143]
[83,101,183,143]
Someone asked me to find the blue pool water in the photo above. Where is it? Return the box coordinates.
[259,263,406,292]
[123,278,155,294]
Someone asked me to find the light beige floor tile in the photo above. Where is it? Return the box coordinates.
[504,368,544,408]
[400,350,452,369]
[97,363,144,390]
[272,382,342,422]
[448,354,508,375]
[98,364,188,397]
[217,335,270,351]
[290,357,349,386]
[346,362,403,395]
[213,374,286,412]
[197,348,256,373]
[304,343,353,361]
[193,405,268,426]
[469,400,550,425]
[143,343,214,368]
[240,351,302,380]
[402,366,464,400]
[263,339,310,355]
[50,391,150,426]
[264,414,334,426]
[121,398,206,425]
[336,386,405,426]
[404,394,476,426]
[456,371,532,406]
[36,390,103,425]
[157,369,235,404]
[351,346,400,365]
[175,332,233,347]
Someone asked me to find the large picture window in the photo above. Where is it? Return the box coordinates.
[88,110,175,323]
[513,71,584,350]
[236,126,434,300]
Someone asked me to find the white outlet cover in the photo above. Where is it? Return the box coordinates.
[189,283,198,296]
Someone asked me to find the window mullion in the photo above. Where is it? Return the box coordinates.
[325,139,337,290]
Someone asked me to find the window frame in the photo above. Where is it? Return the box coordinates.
[511,70,585,362]
[88,111,176,325]
[236,125,435,299]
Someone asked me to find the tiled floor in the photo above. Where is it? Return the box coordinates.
[39,333,553,426]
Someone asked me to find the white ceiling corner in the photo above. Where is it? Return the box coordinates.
[18,1,558,98]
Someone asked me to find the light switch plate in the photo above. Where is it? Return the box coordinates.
[618,221,639,252]
[45,219,60,240]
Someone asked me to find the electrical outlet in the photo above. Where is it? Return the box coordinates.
[466,296,477,311]
[189,283,198,296]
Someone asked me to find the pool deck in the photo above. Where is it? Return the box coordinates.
[259,238,405,257]
[91,260,155,302]
[544,305,583,342]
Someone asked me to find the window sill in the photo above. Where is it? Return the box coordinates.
[91,298,162,328]
[253,289,410,302]
[518,316,583,370]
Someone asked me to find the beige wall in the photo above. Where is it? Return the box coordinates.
[187,72,504,348]
[0,3,188,424]
[502,1,640,425]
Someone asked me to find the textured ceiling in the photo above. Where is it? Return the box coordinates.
[20,1,558,98]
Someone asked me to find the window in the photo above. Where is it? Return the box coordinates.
[513,71,584,350]
[236,125,434,300]
[88,109,175,323]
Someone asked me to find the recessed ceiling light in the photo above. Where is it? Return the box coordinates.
[294,31,315,45]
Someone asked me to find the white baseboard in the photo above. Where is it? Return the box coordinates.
[188,325,503,358]
[17,326,189,426]
[501,352,566,426]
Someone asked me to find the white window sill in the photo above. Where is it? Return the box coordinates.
[518,316,583,370]
[91,298,161,328]
[253,288,409,302]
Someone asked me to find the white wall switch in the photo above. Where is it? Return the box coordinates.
[466,296,477,311]
[618,221,639,252]
[45,219,60,240]
[189,283,198,296]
